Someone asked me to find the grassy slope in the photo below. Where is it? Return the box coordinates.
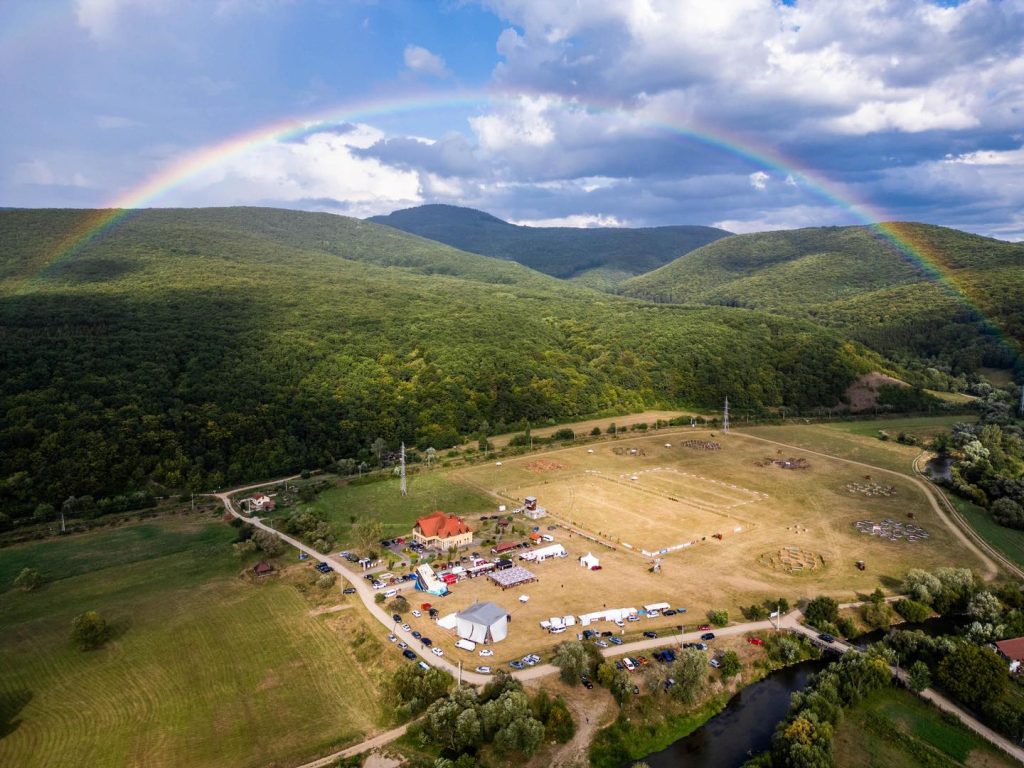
[0,516,397,768]
[834,686,1016,768]
[0,208,882,518]
[621,223,1024,368]
[949,495,1024,569]
[367,204,730,283]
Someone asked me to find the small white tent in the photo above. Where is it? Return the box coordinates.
[455,602,509,644]
[580,552,600,569]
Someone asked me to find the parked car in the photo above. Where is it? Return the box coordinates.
[636,656,649,667]
[432,647,444,657]
[698,624,711,631]
[343,587,356,594]
[622,658,635,671]
[747,637,764,646]
[818,633,836,644]
[418,661,429,670]
[421,637,433,646]
[510,660,525,670]
[476,666,492,674]
[412,631,422,639]
[411,610,422,618]
[696,642,708,651]
[675,607,688,614]
[701,632,716,641]
[614,619,625,627]
[627,615,639,622]
[402,649,416,660]
[709,658,721,668]
[582,629,596,639]
[392,614,402,623]
[479,649,494,657]
[614,660,625,670]
[594,640,608,648]
[581,675,594,689]
[609,636,623,645]
[663,609,676,616]
[643,631,657,639]
[401,623,411,632]
[387,634,397,643]
[398,642,408,649]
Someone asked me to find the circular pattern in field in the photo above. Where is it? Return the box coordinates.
[759,546,825,573]
[846,482,895,497]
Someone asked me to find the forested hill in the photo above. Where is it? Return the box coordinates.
[367,204,730,288]
[0,207,878,521]
[620,223,1024,374]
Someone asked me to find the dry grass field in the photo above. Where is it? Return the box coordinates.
[431,426,988,662]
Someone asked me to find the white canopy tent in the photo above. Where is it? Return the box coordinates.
[455,602,509,644]
[580,552,600,568]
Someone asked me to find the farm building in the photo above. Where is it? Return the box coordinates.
[412,511,473,550]
[580,552,600,569]
[455,602,509,644]
[252,561,275,577]
[243,493,276,513]
[996,637,1024,671]
[491,540,522,555]
[521,543,566,562]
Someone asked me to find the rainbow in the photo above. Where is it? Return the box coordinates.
[12,88,1018,356]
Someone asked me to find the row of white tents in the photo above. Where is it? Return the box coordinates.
[541,601,672,629]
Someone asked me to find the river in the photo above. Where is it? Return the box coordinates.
[632,658,828,768]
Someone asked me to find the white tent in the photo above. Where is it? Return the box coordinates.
[436,613,459,630]
[580,552,600,568]
[644,602,671,613]
[522,543,566,562]
[455,602,509,644]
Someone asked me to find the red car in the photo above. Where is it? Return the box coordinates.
[747,637,764,646]
[697,624,711,631]
[591,565,602,571]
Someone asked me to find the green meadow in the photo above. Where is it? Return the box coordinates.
[0,515,398,768]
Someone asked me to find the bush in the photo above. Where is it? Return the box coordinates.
[71,610,109,650]
[316,573,336,589]
[741,604,769,621]
[894,599,932,623]
[992,498,1024,529]
[374,593,386,604]
[861,601,895,630]
[718,650,741,679]
[14,567,42,591]
[804,596,839,628]
[707,609,729,627]
[836,617,857,638]
[590,426,602,436]
[551,428,575,441]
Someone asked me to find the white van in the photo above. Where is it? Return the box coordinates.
[455,639,477,652]
[384,588,398,598]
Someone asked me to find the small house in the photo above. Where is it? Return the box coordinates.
[253,561,275,577]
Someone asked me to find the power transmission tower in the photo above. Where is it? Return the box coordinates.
[723,397,730,433]
[399,442,407,496]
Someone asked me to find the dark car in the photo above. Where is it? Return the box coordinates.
[343,587,356,594]
[412,631,422,639]
[643,631,658,639]
[392,614,402,623]
[580,675,594,689]
[701,632,716,641]
[609,637,623,645]
[601,630,613,637]
[402,649,416,660]
[428,608,439,617]
[663,609,676,616]
[421,637,433,646]
[818,633,836,644]
[510,660,525,670]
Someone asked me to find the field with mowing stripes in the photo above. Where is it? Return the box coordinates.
[0,516,397,768]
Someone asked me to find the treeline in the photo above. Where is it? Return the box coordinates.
[0,208,881,522]
[941,415,1024,529]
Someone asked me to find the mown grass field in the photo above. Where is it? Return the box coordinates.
[745,415,974,473]
[0,516,399,768]
[307,472,494,545]
[949,495,1024,569]
[833,686,1016,768]
[418,425,986,662]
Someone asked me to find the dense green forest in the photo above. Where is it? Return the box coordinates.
[0,208,879,522]
[367,204,729,287]
[620,223,1024,377]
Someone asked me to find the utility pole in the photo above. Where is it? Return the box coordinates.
[458,660,463,688]
[723,397,730,433]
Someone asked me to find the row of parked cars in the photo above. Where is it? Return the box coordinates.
[509,653,541,670]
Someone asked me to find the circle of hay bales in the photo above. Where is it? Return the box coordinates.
[525,459,565,473]
[758,546,826,574]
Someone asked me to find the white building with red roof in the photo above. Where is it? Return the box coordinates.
[412,511,473,550]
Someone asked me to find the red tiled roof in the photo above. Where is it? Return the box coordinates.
[253,561,274,574]
[493,541,519,552]
[416,511,471,539]
[996,637,1024,662]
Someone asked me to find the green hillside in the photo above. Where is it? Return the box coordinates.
[0,207,879,521]
[367,204,729,284]
[621,223,1024,373]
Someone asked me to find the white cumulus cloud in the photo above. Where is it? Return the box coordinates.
[403,45,452,78]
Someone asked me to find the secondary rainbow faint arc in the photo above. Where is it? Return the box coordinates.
[33,90,1014,351]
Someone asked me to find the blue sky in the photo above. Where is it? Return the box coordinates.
[2,1,1023,239]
